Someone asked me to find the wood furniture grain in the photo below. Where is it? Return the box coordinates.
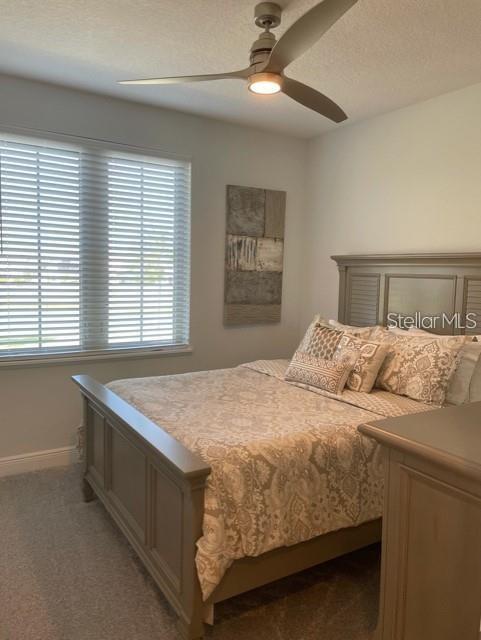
[359,402,481,640]
[73,374,381,640]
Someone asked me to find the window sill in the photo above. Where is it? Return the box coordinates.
[0,345,193,369]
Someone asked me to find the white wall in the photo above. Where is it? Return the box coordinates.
[302,82,481,329]
[0,75,308,459]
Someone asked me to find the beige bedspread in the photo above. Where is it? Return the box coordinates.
[108,360,432,599]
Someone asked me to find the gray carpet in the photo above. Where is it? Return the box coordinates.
[0,465,380,640]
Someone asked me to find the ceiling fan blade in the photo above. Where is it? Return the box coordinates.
[119,69,250,85]
[282,77,347,122]
[264,0,359,73]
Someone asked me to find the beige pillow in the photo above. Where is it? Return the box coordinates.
[369,325,390,341]
[333,334,389,393]
[469,355,481,402]
[328,318,380,339]
[406,328,481,405]
[447,341,481,404]
[375,333,466,405]
[387,326,410,336]
[285,353,356,396]
[297,319,344,359]
[407,328,469,342]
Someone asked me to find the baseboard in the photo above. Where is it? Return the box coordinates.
[0,446,79,478]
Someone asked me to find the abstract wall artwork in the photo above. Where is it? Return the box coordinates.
[224,185,286,325]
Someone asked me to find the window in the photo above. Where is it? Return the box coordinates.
[0,133,190,360]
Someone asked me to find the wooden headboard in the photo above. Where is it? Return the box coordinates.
[332,253,481,335]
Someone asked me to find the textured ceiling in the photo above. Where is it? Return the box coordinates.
[1,0,481,138]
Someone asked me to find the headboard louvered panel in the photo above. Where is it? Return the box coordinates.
[464,278,481,335]
[346,274,380,326]
[332,253,481,334]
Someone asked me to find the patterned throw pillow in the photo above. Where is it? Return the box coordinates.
[328,319,381,339]
[375,333,466,405]
[297,320,344,359]
[285,352,356,395]
[405,328,480,405]
[333,334,389,393]
[367,325,390,341]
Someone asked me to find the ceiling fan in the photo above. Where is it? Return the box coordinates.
[119,0,358,123]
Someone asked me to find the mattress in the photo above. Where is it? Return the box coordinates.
[108,359,432,599]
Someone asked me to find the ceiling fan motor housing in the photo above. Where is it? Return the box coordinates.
[250,31,276,65]
[251,3,281,66]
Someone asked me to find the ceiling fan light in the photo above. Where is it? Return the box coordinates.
[248,72,282,95]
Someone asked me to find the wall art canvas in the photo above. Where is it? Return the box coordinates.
[224,184,286,325]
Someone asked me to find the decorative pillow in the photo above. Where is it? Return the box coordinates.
[328,318,380,339]
[469,354,481,402]
[333,334,389,393]
[387,326,410,336]
[300,314,330,336]
[285,352,356,395]
[297,320,344,359]
[406,328,481,405]
[369,325,390,341]
[447,341,481,404]
[375,333,466,405]
[407,328,469,342]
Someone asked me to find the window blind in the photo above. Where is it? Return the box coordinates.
[0,134,190,358]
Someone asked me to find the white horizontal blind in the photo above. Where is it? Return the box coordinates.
[0,133,191,358]
[80,150,191,349]
[0,139,81,353]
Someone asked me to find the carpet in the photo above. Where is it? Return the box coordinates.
[0,465,380,640]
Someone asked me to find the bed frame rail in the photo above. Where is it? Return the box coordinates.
[72,375,211,640]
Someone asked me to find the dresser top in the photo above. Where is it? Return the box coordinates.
[359,401,481,479]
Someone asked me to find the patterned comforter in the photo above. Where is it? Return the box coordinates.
[108,360,432,599]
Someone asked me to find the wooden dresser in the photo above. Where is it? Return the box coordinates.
[359,402,481,640]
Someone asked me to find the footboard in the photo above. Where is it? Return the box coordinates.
[72,375,211,640]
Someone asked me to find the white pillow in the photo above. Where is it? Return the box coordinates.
[407,328,481,405]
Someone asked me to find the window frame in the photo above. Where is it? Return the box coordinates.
[0,126,192,366]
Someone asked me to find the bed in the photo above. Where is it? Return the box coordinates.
[73,252,481,639]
